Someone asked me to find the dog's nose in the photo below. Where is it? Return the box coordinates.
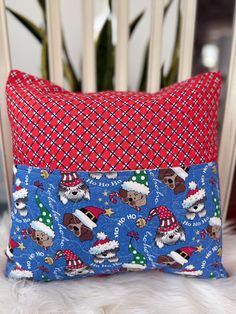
[169,235,174,239]
[73,226,79,232]
[72,191,77,195]
[102,252,107,257]
[168,178,173,183]
[36,237,40,241]
[129,198,133,202]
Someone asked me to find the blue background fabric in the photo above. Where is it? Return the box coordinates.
[6,162,227,281]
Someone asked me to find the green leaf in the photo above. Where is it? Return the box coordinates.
[138,43,149,91]
[37,0,46,26]
[6,7,45,43]
[63,62,81,92]
[129,12,144,37]
[37,0,46,13]
[96,19,114,91]
[108,0,112,12]
[41,36,49,80]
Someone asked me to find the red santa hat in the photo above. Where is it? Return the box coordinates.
[175,264,203,276]
[89,232,119,255]
[60,171,82,187]
[13,178,28,201]
[170,167,189,181]
[147,206,180,232]
[54,250,87,271]
[9,263,33,280]
[182,181,206,209]
[73,206,104,230]
[5,238,19,259]
[169,246,198,266]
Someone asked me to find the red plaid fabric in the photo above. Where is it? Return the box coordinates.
[6,70,221,171]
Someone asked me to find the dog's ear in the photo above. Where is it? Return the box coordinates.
[119,189,127,198]
[80,226,93,242]
[179,226,186,241]
[28,227,35,239]
[158,168,175,180]
[63,213,74,227]
[174,178,186,194]
[59,191,68,204]
[84,189,90,200]
[207,225,212,235]
[155,232,164,248]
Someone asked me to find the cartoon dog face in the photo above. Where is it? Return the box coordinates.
[63,213,93,242]
[93,248,119,264]
[155,225,186,248]
[28,227,53,250]
[119,189,147,209]
[186,199,205,214]
[58,182,90,205]
[14,198,28,217]
[158,168,186,194]
[207,225,221,240]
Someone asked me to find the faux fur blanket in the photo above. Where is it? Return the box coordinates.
[0,212,236,314]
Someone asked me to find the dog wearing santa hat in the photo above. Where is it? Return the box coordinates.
[45,249,94,277]
[110,170,150,211]
[158,166,189,194]
[158,246,200,269]
[63,206,105,242]
[58,171,90,205]
[89,232,119,264]
[182,181,206,220]
[12,179,28,217]
[147,206,185,248]
[28,191,55,250]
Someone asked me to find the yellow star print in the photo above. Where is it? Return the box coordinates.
[196,245,203,253]
[103,191,108,196]
[18,243,26,250]
[104,208,114,217]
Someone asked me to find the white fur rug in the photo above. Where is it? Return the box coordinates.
[0,212,236,314]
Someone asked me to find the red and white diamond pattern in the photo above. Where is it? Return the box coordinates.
[6,70,221,171]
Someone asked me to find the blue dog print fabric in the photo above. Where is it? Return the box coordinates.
[6,162,227,281]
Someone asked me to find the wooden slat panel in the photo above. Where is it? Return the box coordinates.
[82,0,96,92]
[147,0,164,93]
[0,0,12,210]
[46,0,63,86]
[178,0,197,82]
[219,4,236,222]
[115,0,128,91]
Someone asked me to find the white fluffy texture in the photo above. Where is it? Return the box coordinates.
[182,189,206,209]
[169,250,188,265]
[189,181,197,190]
[97,232,107,240]
[13,187,28,201]
[30,220,55,238]
[171,167,188,180]
[73,209,96,230]
[15,178,21,187]
[0,212,236,314]
[89,239,119,255]
[175,265,203,277]
[209,217,221,226]
[121,181,150,195]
